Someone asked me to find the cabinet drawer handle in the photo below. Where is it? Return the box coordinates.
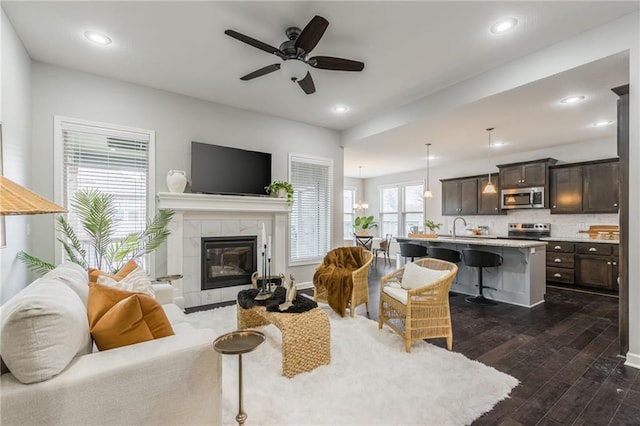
[554,246,562,250]
[613,262,617,266]
[588,247,597,252]
[554,258,562,263]
[614,203,618,207]
[552,205,556,209]
[553,273,562,278]
[607,261,611,265]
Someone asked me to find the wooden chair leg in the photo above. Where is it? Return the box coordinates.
[404,337,412,353]
[446,336,453,350]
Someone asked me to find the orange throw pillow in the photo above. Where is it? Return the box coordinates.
[88,259,139,283]
[87,282,174,351]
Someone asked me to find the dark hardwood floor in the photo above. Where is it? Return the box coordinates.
[304,260,640,426]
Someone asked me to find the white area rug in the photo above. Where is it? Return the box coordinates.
[187,304,518,426]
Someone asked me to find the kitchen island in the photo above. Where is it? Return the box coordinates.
[396,236,547,307]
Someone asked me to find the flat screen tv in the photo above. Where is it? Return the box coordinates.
[191,142,272,196]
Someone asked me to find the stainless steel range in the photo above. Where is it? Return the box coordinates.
[508,223,551,240]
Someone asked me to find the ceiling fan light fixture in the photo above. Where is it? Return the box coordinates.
[280,59,308,82]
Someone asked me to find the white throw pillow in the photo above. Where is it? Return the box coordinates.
[41,262,89,305]
[97,266,156,298]
[0,279,91,384]
[401,262,450,290]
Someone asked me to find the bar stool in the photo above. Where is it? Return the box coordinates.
[427,247,462,263]
[428,247,462,297]
[462,249,502,305]
[399,242,428,263]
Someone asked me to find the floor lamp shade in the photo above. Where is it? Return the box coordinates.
[0,176,67,215]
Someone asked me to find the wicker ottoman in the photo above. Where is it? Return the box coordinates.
[237,305,331,378]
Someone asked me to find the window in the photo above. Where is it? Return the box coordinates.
[380,186,399,238]
[379,182,424,237]
[289,154,333,264]
[343,188,356,239]
[54,116,155,269]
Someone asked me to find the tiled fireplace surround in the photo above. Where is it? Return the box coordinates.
[157,192,289,309]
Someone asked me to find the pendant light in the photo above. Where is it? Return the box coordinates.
[482,128,497,194]
[353,166,369,212]
[423,143,433,198]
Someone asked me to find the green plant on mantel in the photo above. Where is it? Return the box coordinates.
[265,180,294,205]
[18,188,174,276]
[424,220,442,233]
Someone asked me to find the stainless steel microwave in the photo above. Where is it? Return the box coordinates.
[501,187,545,209]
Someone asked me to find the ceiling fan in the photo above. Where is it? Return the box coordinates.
[224,15,365,95]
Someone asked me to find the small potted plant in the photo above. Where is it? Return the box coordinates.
[265,180,294,206]
[424,220,443,238]
[354,215,378,236]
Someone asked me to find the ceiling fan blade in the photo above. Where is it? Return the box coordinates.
[240,64,281,81]
[297,72,316,95]
[309,56,365,72]
[295,15,329,53]
[224,29,284,58]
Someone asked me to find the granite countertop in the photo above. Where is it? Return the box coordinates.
[540,236,619,244]
[397,236,547,248]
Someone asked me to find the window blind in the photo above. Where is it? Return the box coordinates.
[59,119,152,269]
[289,155,333,264]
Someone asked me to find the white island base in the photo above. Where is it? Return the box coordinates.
[397,237,547,308]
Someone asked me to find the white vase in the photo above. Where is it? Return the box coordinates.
[166,170,187,193]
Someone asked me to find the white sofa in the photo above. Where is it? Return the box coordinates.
[0,263,222,426]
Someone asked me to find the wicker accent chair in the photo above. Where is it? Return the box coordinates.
[378,258,458,352]
[314,249,374,318]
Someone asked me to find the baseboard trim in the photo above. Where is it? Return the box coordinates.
[624,351,640,369]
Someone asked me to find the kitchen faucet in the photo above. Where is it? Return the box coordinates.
[453,217,467,239]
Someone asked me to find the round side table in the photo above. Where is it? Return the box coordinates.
[213,330,265,426]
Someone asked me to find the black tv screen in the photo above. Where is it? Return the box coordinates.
[191,142,271,196]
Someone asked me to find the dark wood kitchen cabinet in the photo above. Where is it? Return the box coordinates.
[498,158,557,189]
[477,174,506,215]
[547,240,618,293]
[583,160,619,213]
[549,165,582,213]
[442,177,477,215]
[549,158,619,214]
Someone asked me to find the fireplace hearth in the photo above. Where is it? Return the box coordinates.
[201,236,257,290]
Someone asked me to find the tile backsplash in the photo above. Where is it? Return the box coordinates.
[444,210,619,238]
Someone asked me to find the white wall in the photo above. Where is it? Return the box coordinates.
[28,62,343,285]
[0,10,32,302]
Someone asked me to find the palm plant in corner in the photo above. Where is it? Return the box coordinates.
[18,188,175,276]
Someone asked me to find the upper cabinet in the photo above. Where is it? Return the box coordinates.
[477,174,505,215]
[549,158,619,214]
[441,174,505,216]
[549,166,583,213]
[498,158,557,189]
[583,160,619,213]
[442,177,478,215]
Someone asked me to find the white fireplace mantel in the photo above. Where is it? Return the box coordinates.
[157,192,290,309]
[157,192,290,213]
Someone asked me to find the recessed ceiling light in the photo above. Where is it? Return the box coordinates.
[592,120,614,127]
[490,141,506,148]
[560,95,586,105]
[332,105,350,113]
[490,18,518,34]
[83,30,112,46]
